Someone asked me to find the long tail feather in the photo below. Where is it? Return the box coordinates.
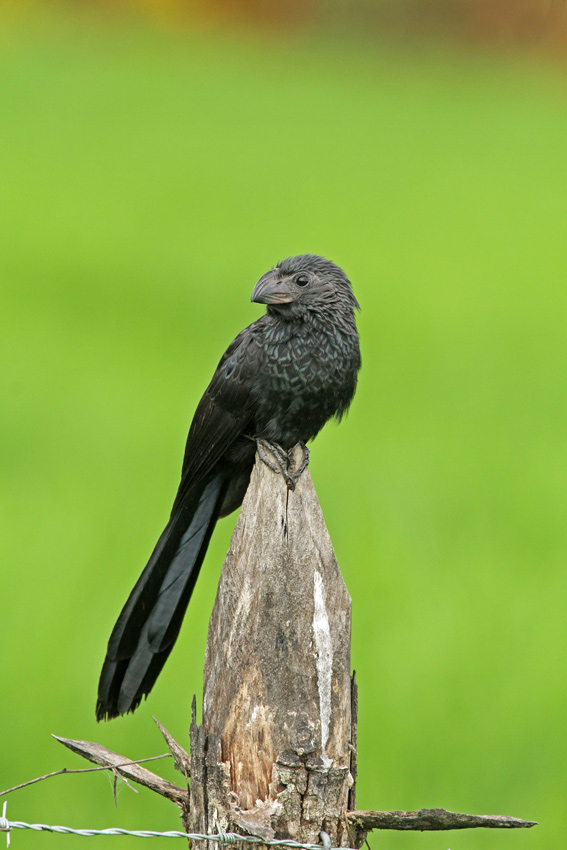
[96,474,226,720]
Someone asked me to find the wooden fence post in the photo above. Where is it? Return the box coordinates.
[190,446,356,847]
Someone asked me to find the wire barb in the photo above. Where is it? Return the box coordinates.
[0,801,11,848]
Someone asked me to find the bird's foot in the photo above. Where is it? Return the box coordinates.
[256,439,296,488]
[256,439,310,490]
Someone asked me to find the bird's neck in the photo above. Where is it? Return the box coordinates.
[266,304,357,337]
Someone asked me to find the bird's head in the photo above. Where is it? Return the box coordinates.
[251,254,359,321]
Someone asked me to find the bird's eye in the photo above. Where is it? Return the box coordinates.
[295,274,309,287]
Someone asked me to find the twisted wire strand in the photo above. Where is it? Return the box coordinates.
[0,806,351,850]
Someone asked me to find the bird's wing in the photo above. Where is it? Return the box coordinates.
[171,321,261,512]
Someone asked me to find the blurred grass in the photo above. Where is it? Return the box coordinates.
[1,6,567,849]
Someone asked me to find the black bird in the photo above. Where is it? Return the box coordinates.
[96,254,361,720]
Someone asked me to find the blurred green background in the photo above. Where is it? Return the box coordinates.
[2,2,566,848]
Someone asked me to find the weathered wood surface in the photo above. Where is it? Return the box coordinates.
[53,735,187,806]
[347,808,537,834]
[191,448,355,846]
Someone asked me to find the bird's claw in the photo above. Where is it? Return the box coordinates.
[256,439,288,477]
[256,439,310,490]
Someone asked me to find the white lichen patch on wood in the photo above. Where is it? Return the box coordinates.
[247,704,260,727]
[313,570,333,753]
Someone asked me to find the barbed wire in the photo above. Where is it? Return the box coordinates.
[0,803,345,850]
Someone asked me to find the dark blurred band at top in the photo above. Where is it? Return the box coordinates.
[23,0,567,55]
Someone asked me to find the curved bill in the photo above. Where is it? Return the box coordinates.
[251,270,294,305]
